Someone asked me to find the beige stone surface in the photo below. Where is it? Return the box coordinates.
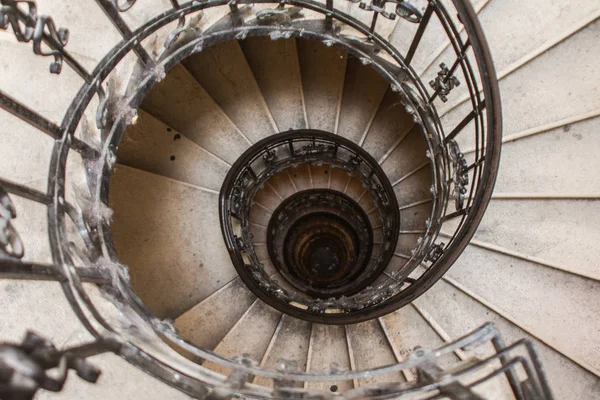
[0,0,599,398]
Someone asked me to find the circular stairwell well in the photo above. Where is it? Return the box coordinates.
[0,0,599,399]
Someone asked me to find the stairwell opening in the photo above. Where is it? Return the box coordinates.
[107,38,435,326]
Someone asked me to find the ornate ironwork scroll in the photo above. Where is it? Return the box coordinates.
[0,185,23,259]
[0,332,119,400]
[430,62,460,102]
[0,0,69,74]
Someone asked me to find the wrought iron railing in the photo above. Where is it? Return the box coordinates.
[0,0,507,397]
[220,130,401,322]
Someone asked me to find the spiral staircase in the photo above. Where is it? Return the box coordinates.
[0,0,599,398]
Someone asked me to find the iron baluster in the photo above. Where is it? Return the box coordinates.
[444,100,486,143]
[0,0,92,81]
[0,91,98,157]
[405,3,434,65]
[93,0,156,69]
[0,179,52,206]
[0,258,111,284]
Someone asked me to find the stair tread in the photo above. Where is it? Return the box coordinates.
[0,40,82,124]
[297,39,347,132]
[393,166,432,207]
[362,89,415,162]
[388,0,463,75]
[471,0,600,76]
[254,315,312,388]
[206,300,282,375]
[266,172,298,200]
[337,57,388,144]
[310,165,332,188]
[416,279,600,400]
[0,280,192,399]
[329,169,351,193]
[9,196,52,264]
[447,244,600,374]
[494,116,600,194]
[457,198,600,280]
[183,39,277,143]
[346,319,405,386]
[441,19,600,145]
[175,278,256,351]
[0,115,54,194]
[381,305,459,371]
[108,164,237,318]
[118,110,229,191]
[141,64,249,165]
[380,125,429,184]
[241,36,307,131]
[306,324,353,392]
[289,165,312,192]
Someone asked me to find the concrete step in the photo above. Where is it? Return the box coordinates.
[0,280,192,400]
[108,164,236,319]
[289,164,313,192]
[174,278,256,352]
[182,39,278,143]
[204,300,282,375]
[141,64,250,165]
[305,324,353,393]
[441,19,600,153]
[493,116,600,195]
[32,0,123,70]
[265,171,298,200]
[468,0,600,77]
[415,279,600,400]
[240,36,307,131]
[310,164,331,188]
[445,244,600,376]
[0,115,54,194]
[388,0,465,75]
[117,110,229,192]
[393,166,432,208]
[380,125,429,185]
[297,39,348,132]
[381,304,459,376]
[460,198,600,281]
[361,88,416,162]
[253,315,312,388]
[346,319,405,386]
[0,38,82,124]
[337,57,389,145]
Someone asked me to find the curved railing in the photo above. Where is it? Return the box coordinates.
[220,130,401,322]
[0,0,503,397]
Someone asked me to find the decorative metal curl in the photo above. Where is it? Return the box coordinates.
[448,140,469,210]
[424,242,444,263]
[0,186,24,259]
[429,63,460,102]
[0,331,119,400]
[357,0,422,23]
[0,0,69,74]
[164,12,203,49]
[298,142,326,155]
[111,0,136,12]
[0,0,35,41]
[262,149,277,167]
[255,3,302,26]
